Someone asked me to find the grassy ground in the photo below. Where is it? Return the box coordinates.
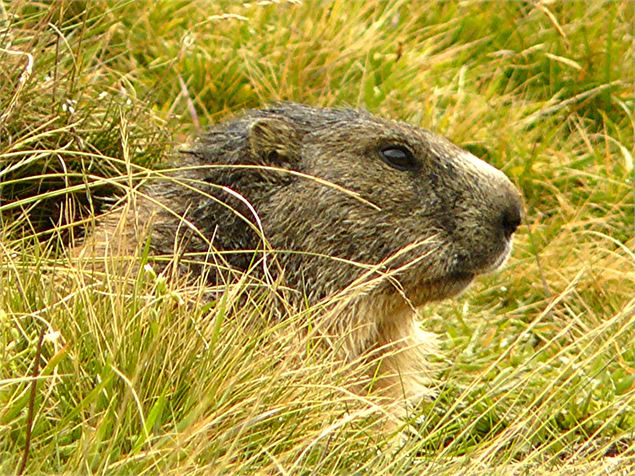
[1,0,634,474]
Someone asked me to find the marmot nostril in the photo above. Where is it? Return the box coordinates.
[501,201,522,238]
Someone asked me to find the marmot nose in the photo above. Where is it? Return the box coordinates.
[500,197,523,239]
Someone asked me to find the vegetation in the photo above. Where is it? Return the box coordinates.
[1,0,633,474]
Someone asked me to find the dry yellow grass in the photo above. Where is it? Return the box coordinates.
[1,0,633,474]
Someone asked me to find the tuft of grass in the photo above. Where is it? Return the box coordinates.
[1,0,634,474]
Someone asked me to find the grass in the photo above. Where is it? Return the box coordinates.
[1,0,634,474]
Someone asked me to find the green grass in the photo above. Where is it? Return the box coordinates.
[1,0,634,474]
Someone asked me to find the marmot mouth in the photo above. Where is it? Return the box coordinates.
[402,237,513,306]
[474,238,513,275]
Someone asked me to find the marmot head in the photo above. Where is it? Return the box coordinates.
[186,103,522,308]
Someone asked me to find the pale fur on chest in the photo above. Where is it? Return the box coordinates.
[318,289,440,409]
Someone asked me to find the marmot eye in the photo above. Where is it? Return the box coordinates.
[379,145,417,171]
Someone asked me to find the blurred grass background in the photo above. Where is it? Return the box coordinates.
[1,0,633,474]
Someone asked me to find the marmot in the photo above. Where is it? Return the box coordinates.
[80,103,522,409]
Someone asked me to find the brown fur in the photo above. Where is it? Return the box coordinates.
[78,103,522,411]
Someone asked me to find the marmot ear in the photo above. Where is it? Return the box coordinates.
[248,117,301,164]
